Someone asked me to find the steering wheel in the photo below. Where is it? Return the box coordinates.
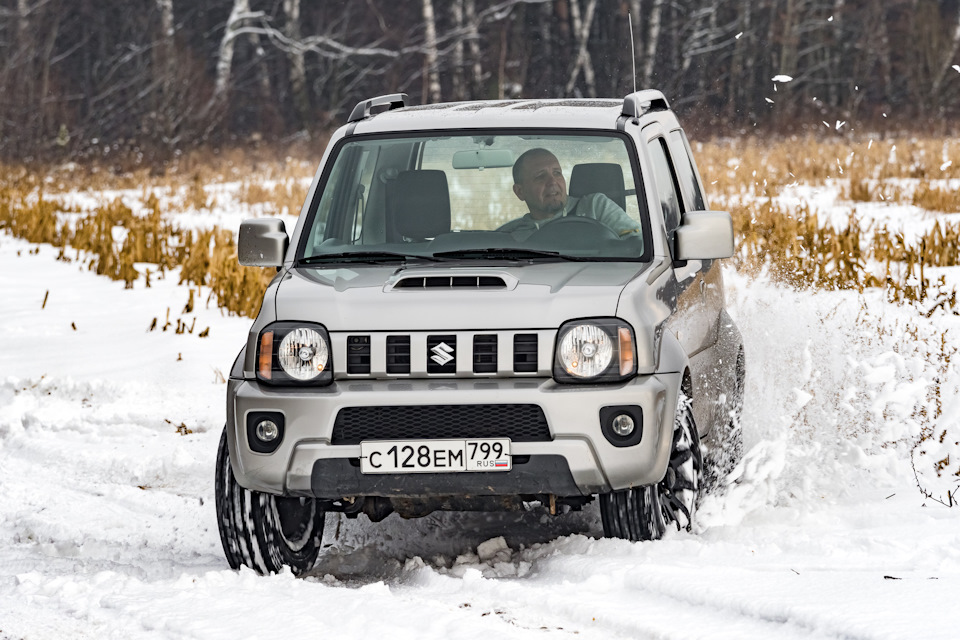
[527,215,621,244]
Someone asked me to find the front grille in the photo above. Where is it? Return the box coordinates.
[513,334,538,372]
[386,335,411,374]
[473,334,497,373]
[346,335,370,374]
[331,404,552,444]
[334,330,550,378]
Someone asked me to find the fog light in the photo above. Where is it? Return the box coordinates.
[599,405,643,448]
[246,412,284,454]
[255,419,279,442]
[611,414,635,436]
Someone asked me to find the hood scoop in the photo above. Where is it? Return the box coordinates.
[392,274,508,290]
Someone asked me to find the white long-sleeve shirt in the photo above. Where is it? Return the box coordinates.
[497,193,641,241]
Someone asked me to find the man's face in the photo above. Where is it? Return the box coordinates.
[513,152,567,220]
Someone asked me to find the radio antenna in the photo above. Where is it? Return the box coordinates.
[629,12,637,94]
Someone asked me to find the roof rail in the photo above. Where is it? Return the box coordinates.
[621,90,670,118]
[347,93,408,123]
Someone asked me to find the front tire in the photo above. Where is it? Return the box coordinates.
[215,428,324,575]
[600,387,703,541]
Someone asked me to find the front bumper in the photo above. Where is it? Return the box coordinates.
[226,373,680,498]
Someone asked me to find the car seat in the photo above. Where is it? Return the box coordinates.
[386,170,452,242]
[569,163,626,211]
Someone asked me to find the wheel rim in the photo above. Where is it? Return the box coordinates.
[271,496,318,552]
[657,398,701,532]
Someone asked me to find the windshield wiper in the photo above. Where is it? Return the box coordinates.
[299,251,440,265]
[432,248,584,261]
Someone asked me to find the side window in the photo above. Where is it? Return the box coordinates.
[668,129,706,211]
[309,144,378,252]
[647,138,684,247]
[351,149,377,242]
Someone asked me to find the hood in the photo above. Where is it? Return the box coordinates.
[274,261,649,331]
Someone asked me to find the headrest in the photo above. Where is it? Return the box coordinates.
[387,170,451,239]
[569,163,626,211]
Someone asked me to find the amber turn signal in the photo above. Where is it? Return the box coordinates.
[258,331,274,380]
[618,327,635,377]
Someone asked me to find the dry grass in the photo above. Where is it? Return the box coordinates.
[912,182,960,213]
[698,136,960,201]
[727,193,960,315]
[238,178,308,216]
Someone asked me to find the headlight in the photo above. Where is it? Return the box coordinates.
[554,318,637,383]
[256,322,333,385]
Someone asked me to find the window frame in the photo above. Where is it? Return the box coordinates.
[645,135,686,252]
[294,128,655,264]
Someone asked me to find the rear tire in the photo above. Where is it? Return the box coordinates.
[215,428,324,575]
[600,388,703,541]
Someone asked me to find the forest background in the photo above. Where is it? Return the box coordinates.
[4,0,960,166]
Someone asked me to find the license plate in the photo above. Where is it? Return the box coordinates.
[359,439,511,474]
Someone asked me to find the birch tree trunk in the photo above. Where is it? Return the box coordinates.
[930,4,960,102]
[565,0,598,96]
[541,2,555,87]
[465,0,484,98]
[451,0,465,101]
[155,0,176,139]
[642,0,665,86]
[421,0,442,103]
[284,0,310,129]
[210,0,249,111]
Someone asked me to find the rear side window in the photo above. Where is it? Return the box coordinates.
[646,138,683,247]
[668,129,706,211]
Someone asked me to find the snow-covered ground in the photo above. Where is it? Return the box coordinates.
[2,185,960,638]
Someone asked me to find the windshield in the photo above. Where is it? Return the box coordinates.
[298,132,649,264]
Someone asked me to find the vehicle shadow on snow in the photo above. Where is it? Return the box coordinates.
[304,502,604,581]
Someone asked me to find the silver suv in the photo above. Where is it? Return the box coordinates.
[215,91,745,575]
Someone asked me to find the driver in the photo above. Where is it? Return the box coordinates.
[498,148,641,241]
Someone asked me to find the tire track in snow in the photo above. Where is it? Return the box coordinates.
[389,548,890,640]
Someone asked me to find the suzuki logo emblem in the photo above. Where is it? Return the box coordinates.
[430,342,455,366]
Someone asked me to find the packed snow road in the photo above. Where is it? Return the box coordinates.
[2,233,959,639]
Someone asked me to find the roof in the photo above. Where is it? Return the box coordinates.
[346,92,671,135]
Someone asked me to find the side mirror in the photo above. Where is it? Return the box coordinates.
[675,210,734,261]
[238,218,289,267]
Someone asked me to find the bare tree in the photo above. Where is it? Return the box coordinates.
[154,0,177,141]
[643,0,665,86]
[565,0,598,96]
[451,0,466,100]
[930,3,960,103]
[4,0,960,162]
[284,0,310,129]
[727,0,755,118]
[421,0,442,103]
[210,0,256,112]
[464,0,485,97]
